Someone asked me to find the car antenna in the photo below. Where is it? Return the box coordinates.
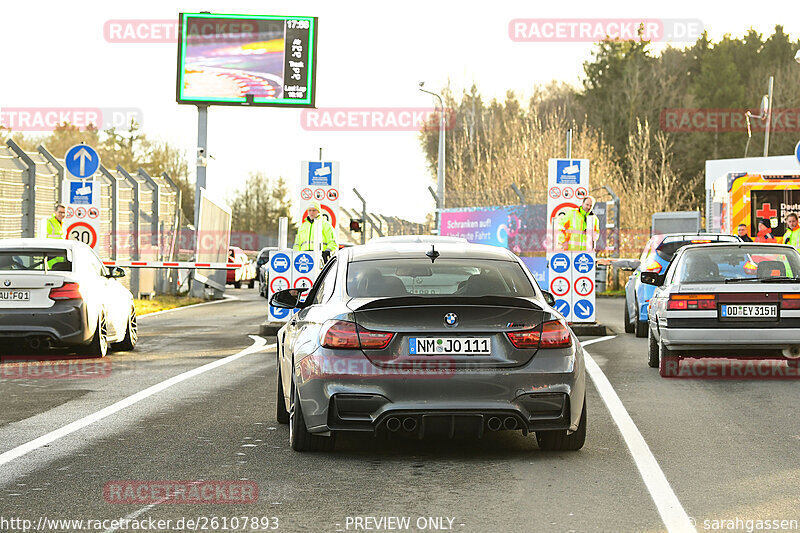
[426,244,440,263]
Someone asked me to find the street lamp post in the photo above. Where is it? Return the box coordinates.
[419,82,445,233]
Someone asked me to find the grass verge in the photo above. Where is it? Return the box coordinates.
[134,295,204,316]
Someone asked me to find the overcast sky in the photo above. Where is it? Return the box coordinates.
[2,0,798,223]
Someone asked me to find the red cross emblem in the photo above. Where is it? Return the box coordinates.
[756,203,777,219]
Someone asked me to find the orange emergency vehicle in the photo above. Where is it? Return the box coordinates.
[711,172,800,239]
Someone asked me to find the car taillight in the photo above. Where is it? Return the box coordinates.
[320,320,394,350]
[506,329,541,349]
[357,325,394,349]
[668,294,716,310]
[643,260,663,272]
[507,320,572,349]
[49,282,81,300]
[782,294,800,310]
[540,319,572,348]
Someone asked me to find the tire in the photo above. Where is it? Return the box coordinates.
[248,279,256,289]
[624,301,634,334]
[289,379,335,452]
[634,319,648,338]
[647,326,659,368]
[658,340,679,377]
[536,398,586,451]
[276,365,289,424]
[111,307,138,351]
[233,281,241,289]
[84,314,108,358]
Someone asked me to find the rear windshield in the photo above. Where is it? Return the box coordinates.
[656,235,738,261]
[347,259,535,298]
[676,246,800,283]
[0,251,71,272]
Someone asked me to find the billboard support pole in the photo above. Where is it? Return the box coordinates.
[194,105,208,232]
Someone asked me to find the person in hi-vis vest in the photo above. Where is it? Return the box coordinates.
[294,200,337,263]
[557,196,600,251]
[46,204,66,239]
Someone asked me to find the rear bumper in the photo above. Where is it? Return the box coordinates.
[293,343,586,435]
[661,327,800,352]
[0,301,90,346]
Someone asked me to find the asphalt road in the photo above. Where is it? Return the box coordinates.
[1,291,798,533]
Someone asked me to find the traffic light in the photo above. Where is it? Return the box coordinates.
[349,218,363,232]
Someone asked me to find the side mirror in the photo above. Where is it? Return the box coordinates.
[269,288,309,309]
[640,271,662,286]
[107,266,126,279]
[541,290,556,306]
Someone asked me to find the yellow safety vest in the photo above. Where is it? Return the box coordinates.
[557,207,599,251]
[46,215,65,239]
[294,217,337,252]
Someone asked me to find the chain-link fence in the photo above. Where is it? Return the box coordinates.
[0,139,183,298]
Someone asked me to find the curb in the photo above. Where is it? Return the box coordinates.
[259,323,283,337]
[570,322,610,337]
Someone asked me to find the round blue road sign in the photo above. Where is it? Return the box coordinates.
[270,306,290,319]
[65,144,100,178]
[573,299,594,320]
[294,253,314,274]
[795,140,800,165]
[550,253,570,273]
[574,252,595,274]
[270,253,291,273]
[553,299,571,317]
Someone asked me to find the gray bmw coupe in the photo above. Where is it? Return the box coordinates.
[271,241,587,452]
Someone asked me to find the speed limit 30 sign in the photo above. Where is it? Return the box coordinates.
[66,221,98,248]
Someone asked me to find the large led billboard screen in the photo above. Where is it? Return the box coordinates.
[176,13,317,107]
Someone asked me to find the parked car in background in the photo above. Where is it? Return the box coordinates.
[256,246,278,298]
[227,247,256,289]
[620,233,741,337]
[0,239,137,356]
[643,242,800,376]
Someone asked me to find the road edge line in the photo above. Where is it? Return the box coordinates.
[582,337,695,533]
[0,336,275,468]
[138,295,239,319]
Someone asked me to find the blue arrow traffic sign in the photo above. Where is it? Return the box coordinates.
[573,299,594,320]
[294,253,315,274]
[550,253,570,273]
[553,299,570,317]
[270,253,291,273]
[270,306,290,319]
[574,252,595,273]
[65,144,100,178]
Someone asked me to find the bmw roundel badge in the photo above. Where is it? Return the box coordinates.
[444,313,458,327]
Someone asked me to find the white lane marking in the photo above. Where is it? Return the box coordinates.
[103,499,166,533]
[582,335,695,533]
[0,336,276,467]
[138,295,239,318]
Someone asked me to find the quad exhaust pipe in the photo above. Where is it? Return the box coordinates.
[487,417,502,431]
[783,345,800,359]
[25,336,50,351]
[503,417,518,430]
[402,417,417,432]
[386,417,401,432]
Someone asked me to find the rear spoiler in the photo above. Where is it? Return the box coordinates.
[349,295,544,311]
